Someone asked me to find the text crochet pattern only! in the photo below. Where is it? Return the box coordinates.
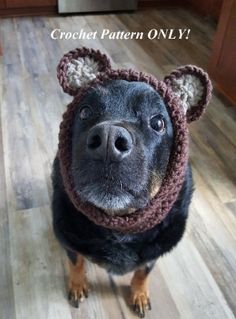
[51,28,191,40]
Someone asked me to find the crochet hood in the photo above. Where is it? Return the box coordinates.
[57,47,212,233]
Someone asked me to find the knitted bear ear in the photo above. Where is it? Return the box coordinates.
[57,47,111,96]
[164,65,212,123]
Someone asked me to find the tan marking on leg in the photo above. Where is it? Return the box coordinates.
[130,269,152,318]
[68,254,89,308]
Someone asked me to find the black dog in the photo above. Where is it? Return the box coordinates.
[52,79,193,317]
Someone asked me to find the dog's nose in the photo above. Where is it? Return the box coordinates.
[86,124,133,162]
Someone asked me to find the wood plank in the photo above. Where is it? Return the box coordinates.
[192,116,236,181]
[8,206,72,319]
[1,74,50,211]
[186,169,236,314]
[189,136,236,204]
[8,205,125,319]
[226,201,236,218]
[159,238,235,319]
[206,95,236,147]
[111,267,181,319]
[0,51,16,319]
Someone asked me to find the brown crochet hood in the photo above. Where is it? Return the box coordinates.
[57,47,212,233]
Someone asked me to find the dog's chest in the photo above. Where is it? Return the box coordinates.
[64,220,158,274]
[84,232,152,274]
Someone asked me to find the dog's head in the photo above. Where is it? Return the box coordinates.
[70,80,173,213]
[57,48,212,216]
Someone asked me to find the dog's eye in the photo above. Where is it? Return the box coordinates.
[150,115,165,133]
[79,106,93,120]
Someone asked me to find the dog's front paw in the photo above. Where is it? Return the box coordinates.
[68,278,89,308]
[130,289,151,318]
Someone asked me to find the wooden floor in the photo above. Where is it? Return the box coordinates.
[0,7,236,319]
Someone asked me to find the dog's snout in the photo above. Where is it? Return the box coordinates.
[87,124,133,162]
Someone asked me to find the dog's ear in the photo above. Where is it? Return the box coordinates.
[57,47,111,96]
[164,65,212,123]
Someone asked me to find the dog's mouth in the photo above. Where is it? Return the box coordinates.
[72,162,149,214]
[78,184,136,213]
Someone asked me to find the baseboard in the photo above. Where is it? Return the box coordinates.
[0,6,57,18]
[138,0,183,8]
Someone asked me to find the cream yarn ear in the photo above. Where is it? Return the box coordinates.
[67,57,100,89]
[164,65,212,122]
[57,47,111,96]
[169,73,204,113]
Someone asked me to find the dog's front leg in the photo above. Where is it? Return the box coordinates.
[130,261,156,318]
[67,251,89,308]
